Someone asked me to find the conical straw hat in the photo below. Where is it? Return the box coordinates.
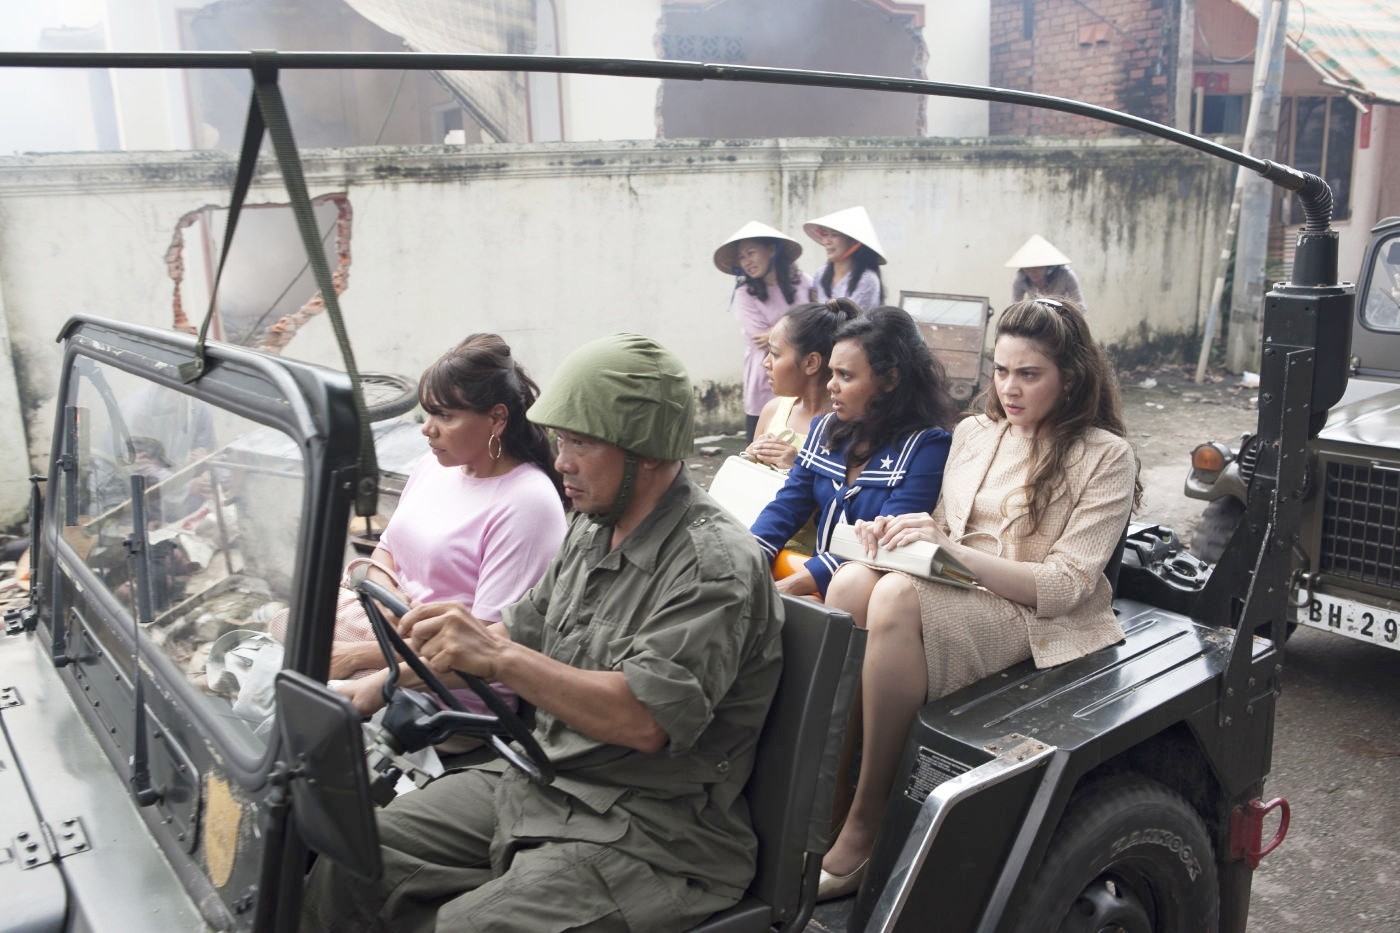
[802,206,887,264]
[713,220,804,274]
[1004,234,1071,268]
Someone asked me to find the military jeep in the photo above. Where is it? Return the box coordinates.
[1187,216,1400,654]
[0,50,1352,933]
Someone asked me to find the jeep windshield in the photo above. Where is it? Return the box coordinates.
[59,351,307,759]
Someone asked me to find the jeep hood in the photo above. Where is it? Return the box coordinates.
[1318,381,1400,453]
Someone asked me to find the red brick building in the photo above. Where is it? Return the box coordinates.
[989,0,1181,136]
[988,0,1398,281]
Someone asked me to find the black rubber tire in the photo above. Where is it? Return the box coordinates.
[1010,775,1219,933]
[359,371,418,420]
[1191,497,1245,565]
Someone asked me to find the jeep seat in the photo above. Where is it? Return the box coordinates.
[691,595,867,932]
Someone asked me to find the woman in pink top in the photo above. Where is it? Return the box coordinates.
[333,334,568,688]
[714,221,813,442]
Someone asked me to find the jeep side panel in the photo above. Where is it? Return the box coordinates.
[0,625,206,931]
[853,601,1278,932]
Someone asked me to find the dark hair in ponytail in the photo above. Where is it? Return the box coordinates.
[740,239,801,304]
[818,244,884,305]
[418,334,565,504]
[782,298,861,384]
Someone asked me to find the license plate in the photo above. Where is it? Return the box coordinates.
[1297,590,1400,650]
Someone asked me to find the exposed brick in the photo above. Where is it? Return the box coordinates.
[990,0,1172,129]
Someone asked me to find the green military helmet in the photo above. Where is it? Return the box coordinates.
[528,333,695,460]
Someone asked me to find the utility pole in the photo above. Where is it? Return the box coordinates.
[1195,0,1289,380]
[1175,0,1196,131]
[1226,0,1289,373]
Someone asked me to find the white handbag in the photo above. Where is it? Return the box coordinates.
[708,455,789,529]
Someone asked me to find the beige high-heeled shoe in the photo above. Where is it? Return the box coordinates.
[816,858,869,902]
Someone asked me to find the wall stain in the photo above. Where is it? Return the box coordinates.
[1107,324,1203,371]
[369,161,510,181]
[693,380,744,434]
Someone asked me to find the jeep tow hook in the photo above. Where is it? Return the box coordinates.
[1229,796,1290,869]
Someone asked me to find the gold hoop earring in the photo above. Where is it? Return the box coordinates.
[488,433,502,461]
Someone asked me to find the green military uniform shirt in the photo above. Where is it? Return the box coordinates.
[494,466,783,902]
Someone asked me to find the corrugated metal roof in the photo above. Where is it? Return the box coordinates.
[1232,0,1400,106]
[343,0,536,141]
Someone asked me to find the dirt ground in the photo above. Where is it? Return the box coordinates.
[1114,363,1260,541]
[688,362,1262,545]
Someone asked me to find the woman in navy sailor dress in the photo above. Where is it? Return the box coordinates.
[750,307,960,598]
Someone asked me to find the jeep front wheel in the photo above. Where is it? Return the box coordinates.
[1011,776,1219,933]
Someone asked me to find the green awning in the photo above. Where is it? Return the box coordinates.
[1231,0,1400,106]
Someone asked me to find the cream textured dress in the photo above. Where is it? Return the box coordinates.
[912,416,1136,701]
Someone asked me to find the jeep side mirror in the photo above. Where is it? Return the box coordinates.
[275,670,382,880]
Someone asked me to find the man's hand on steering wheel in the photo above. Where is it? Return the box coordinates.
[398,602,507,680]
[336,669,391,717]
[355,579,553,785]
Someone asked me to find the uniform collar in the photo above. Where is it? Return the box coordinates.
[586,466,695,573]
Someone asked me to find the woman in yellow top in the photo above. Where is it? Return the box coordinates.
[745,298,860,470]
[816,297,1140,900]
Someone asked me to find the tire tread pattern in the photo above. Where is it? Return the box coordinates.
[1009,774,1219,933]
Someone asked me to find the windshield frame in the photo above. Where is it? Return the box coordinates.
[43,314,361,784]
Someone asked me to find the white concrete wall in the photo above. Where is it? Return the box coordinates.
[0,136,1230,524]
[0,284,31,527]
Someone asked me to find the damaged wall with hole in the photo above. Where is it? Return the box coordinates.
[0,136,1229,524]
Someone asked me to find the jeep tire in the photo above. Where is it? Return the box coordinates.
[1010,775,1219,933]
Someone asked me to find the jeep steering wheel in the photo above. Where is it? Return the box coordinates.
[355,579,553,785]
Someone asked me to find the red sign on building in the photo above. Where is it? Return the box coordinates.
[1194,72,1231,94]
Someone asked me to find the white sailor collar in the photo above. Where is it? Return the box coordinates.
[795,413,936,488]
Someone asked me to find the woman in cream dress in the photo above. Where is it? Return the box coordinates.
[817,297,1139,900]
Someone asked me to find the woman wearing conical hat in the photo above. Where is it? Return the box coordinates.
[714,221,814,442]
[1006,234,1085,309]
[804,206,886,312]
